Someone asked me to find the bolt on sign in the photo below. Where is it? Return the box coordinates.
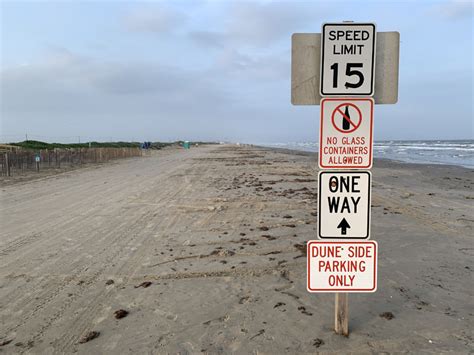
[307,241,377,292]
[319,98,374,169]
[318,171,371,239]
[320,23,376,96]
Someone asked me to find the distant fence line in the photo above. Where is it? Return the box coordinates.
[0,147,142,177]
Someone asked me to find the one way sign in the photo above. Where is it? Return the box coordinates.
[318,171,371,239]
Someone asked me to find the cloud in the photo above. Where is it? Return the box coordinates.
[0,46,294,142]
[184,2,324,83]
[225,2,319,45]
[188,1,328,48]
[123,6,186,33]
[430,0,473,20]
[213,48,289,81]
[91,63,188,95]
[188,31,226,49]
[0,49,229,119]
[0,54,230,141]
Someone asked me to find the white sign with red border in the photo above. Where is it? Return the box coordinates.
[307,240,377,293]
[319,98,374,169]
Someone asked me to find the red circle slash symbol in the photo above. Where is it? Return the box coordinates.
[331,103,362,134]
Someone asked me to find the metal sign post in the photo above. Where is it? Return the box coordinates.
[292,21,399,336]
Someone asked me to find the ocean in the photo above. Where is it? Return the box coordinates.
[262,140,474,169]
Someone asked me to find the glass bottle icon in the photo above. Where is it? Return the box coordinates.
[343,105,351,130]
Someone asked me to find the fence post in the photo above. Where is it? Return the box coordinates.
[5,152,10,177]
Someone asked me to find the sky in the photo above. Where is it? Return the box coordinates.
[0,0,473,143]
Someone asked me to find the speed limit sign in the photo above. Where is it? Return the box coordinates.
[320,23,376,96]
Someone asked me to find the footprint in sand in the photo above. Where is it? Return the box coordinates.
[298,306,313,316]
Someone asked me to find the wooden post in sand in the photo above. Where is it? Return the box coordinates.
[335,293,349,335]
[4,152,10,177]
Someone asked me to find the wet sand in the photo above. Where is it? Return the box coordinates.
[0,144,472,353]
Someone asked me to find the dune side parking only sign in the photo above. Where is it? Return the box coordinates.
[318,171,371,239]
[319,98,374,169]
[307,241,377,292]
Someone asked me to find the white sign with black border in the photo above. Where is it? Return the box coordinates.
[320,23,376,96]
[318,171,371,239]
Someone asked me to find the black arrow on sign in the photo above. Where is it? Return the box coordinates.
[337,218,351,235]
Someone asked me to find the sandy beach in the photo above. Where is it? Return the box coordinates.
[0,144,472,354]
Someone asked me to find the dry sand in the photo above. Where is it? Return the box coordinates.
[0,144,472,354]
